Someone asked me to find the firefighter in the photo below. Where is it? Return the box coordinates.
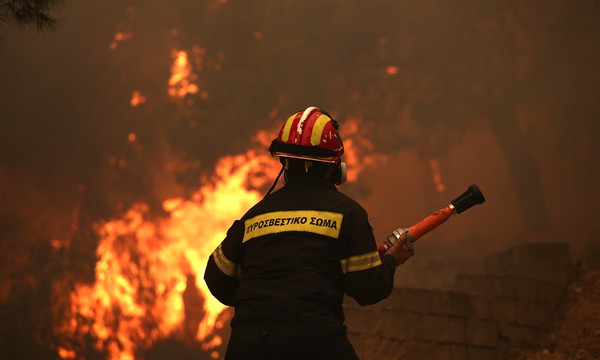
[204,106,414,360]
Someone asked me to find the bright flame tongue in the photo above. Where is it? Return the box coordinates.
[67,148,280,359]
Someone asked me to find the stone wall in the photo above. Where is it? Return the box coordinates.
[344,242,571,360]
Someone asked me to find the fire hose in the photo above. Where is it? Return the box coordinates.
[378,184,486,258]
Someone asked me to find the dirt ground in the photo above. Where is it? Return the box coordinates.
[508,266,600,360]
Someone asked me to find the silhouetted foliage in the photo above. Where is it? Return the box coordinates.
[0,0,64,32]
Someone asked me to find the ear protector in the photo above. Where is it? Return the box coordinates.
[331,161,347,185]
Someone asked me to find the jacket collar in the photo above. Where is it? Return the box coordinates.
[284,173,336,190]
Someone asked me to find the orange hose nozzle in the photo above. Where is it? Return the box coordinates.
[378,184,486,258]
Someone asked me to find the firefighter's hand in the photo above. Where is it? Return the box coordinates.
[386,234,414,267]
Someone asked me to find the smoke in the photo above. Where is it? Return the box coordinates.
[0,0,599,357]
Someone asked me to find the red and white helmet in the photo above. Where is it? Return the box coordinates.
[268,106,344,164]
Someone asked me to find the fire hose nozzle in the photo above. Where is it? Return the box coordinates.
[378,184,486,259]
[450,184,486,214]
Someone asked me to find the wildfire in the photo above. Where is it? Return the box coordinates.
[61,112,378,359]
[63,140,281,360]
[54,12,385,358]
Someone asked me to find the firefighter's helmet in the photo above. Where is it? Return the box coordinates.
[268,106,344,164]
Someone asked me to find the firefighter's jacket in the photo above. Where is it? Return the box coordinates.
[204,174,396,327]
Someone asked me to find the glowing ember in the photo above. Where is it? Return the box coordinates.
[58,347,75,359]
[109,31,133,50]
[168,50,199,98]
[50,238,70,250]
[130,91,146,107]
[253,31,264,40]
[429,158,446,192]
[385,66,398,75]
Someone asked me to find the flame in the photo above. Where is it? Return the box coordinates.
[57,347,75,359]
[340,117,387,182]
[168,50,199,98]
[62,138,280,359]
